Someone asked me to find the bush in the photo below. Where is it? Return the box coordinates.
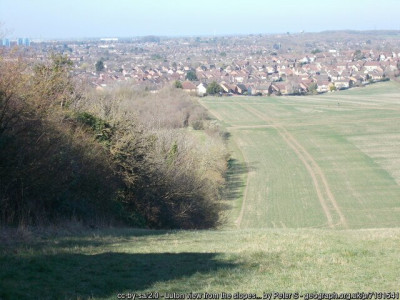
[0,54,120,226]
[174,80,183,88]
[77,85,229,229]
[0,53,228,229]
[186,70,198,81]
[206,81,222,95]
[95,60,104,72]
[308,82,318,95]
[192,120,204,130]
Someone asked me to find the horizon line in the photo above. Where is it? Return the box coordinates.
[3,28,400,42]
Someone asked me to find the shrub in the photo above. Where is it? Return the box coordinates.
[174,80,183,88]
[192,120,204,130]
[206,81,222,95]
[0,54,120,226]
[0,53,228,229]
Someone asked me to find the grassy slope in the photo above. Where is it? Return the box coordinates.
[202,81,400,229]
[2,82,400,299]
[1,228,400,299]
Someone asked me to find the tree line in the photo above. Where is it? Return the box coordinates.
[0,53,229,229]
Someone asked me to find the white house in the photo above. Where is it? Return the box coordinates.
[197,83,208,96]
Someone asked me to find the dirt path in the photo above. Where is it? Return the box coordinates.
[240,103,348,228]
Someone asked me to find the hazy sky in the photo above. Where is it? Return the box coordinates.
[1,0,400,39]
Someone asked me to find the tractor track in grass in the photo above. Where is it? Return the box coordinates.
[239,103,348,229]
[233,135,253,228]
[198,100,250,228]
[227,116,400,130]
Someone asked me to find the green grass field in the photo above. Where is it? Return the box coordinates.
[1,227,400,299]
[2,82,400,299]
[202,82,400,229]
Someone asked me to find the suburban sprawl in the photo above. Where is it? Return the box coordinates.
[2,30,400,96]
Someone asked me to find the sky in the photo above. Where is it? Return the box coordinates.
[1,0,400,39]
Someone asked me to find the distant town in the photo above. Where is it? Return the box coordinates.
[2,30,400,96]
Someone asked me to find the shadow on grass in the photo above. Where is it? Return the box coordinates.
[0,252,237,299]
[223,158,256,203]
[44,229,179,249]
[0,227,175,250]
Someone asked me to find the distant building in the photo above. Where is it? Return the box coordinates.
[100,38,118,42]
[23,38,30,47]
[2,38,10,47]
[181,81,197,93]
[197,82,208,96]
[17,38,23,46]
